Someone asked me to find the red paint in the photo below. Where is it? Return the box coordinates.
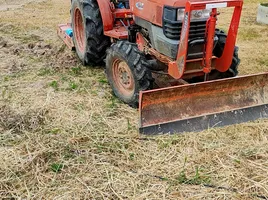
[136,32,147,52]
[169,0,243,79]
[104,26,128,39]
[74,8,85,53]
[96,0,113,31]
[215,4,243,72]
[57,24,74,50]
[203,8,217,74]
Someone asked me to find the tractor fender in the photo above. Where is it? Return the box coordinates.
[96,0,113,31]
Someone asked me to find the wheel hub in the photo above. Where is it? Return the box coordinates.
[119,65,131,87]
[112,59,135,97]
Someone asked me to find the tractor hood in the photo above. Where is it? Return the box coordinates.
[156,0,207,7]
[131,0,210,26]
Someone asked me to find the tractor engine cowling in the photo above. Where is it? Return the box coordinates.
[133,3,217,60]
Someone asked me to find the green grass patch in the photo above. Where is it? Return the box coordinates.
[175,167,211,185]
[98,78,108,84]
[168,158,211,186]
[51,163,64,173]
[129,153,135,161]
[14,34,42,44]
[157,135,183,149]
[49,128,61,135]
[49,80,59,91]
[68,81,79,90]
[106,95,120,109]
[239,28,261,41]
[70,67,83,76]
[260,3,268,7]
[258,58,268,66]
[38,68,55,76]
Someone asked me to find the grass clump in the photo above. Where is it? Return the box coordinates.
[49,80,59,91]
[51,163,64,173]
[260,3,268,7]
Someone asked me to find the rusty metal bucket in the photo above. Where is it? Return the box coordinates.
[139,72,268,135]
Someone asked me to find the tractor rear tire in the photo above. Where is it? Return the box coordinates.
[71,0,110,65]
[106,41,154,108]
[211,29,241,79]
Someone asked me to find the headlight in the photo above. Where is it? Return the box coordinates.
[177,9,211,21]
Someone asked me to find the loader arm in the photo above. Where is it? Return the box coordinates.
[168,0,243,79]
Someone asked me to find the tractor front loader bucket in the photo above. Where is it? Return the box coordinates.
[139,73,268,135]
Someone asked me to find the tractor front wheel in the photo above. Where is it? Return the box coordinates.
[106,41,154,108]
[211,29,241,79]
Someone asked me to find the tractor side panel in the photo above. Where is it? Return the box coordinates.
[96,0,113,31]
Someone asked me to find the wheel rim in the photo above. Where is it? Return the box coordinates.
[112,59,135,98]
[74,8,85,53]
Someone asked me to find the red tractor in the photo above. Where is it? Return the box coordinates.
[58,0,268,134]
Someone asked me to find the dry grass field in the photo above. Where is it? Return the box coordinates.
[0,0,268,199]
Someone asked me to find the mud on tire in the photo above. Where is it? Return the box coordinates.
[106,41,154,108]
[71,0,110,65]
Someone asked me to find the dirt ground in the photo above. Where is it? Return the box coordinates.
[0,0,268,199]
[0,0,45,11]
